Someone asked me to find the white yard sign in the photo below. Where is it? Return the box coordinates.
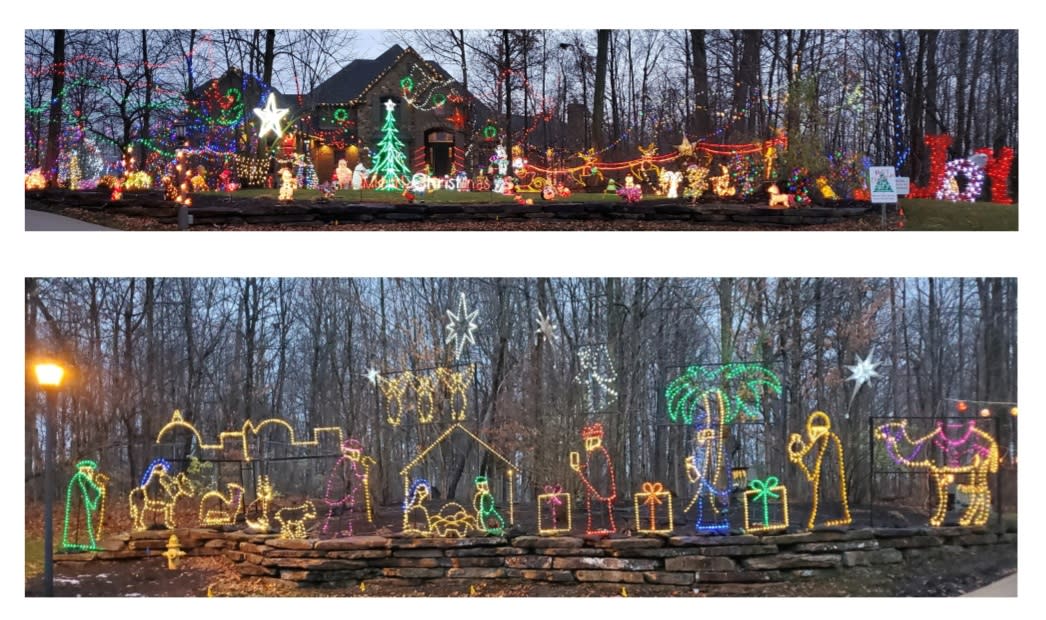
[869,167,898,204]
[895,176,910,196]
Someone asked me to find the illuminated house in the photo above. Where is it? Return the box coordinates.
[304,45,484,182]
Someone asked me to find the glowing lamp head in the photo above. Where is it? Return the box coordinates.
[957,401,968,413]
[979,408,991,418]
[34,362,65,388]
[1010,407,1018,417]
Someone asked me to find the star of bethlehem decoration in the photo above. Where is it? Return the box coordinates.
[845,347,882,403]
[535,310,558,345]
[445,293,479,360]
[365,367,381,385]
[253,93,289,138]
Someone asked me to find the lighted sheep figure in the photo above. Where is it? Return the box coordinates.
[275,500,317,539]
[767,183,793,208]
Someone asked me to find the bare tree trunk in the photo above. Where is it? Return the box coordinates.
[44,29,65,184]
[592,29,610,149]
[690,29,711,138]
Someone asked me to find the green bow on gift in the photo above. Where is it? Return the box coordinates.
[749,476,781,527]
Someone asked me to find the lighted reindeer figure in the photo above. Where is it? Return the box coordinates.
[876,420,999,527]
[129,460,197,531]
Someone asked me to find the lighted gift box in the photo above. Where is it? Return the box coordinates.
[743,476,790,534]
[633,482,673,534]
[536,485,571,535]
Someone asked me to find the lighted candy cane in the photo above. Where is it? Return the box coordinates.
[748,477,780,527]
[641,482,663,531]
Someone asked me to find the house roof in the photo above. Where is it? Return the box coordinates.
[399,423,514,476]
[309,44,412,106]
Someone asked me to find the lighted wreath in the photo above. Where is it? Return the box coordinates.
[935,158,985,202]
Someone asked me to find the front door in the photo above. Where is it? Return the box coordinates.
[425,129,454,176]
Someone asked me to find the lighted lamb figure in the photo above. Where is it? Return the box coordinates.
[767,183,793,208]
[275,500,317,539]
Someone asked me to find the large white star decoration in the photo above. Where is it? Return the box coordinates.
[845,348,882,402]
[384,99,397,113]
[535,310,558,345]
[365,367,381,385]
[253,93,289,138]
[445,293,479,360]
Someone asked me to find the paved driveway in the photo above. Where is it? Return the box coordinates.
[25,209,114,231]
[963,572,1017,596]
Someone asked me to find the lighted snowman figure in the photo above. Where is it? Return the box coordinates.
[495,144,509,176]
[278,168,297,201]
[352,162,368,190]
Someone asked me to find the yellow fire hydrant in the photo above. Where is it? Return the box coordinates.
[162,534,186,570]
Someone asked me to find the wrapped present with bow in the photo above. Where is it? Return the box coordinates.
[633,481,674,534]
[743,476,790,533]
[536,484,571,534]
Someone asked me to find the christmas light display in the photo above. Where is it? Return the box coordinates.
[321,439,375,536]
[787,411,852,530]
[537,485,572,534]
[767,183,792,208]
[376,366,472,427]
[245,475,275,532]
[570,423,618,535]
[907,134,951,199]
[710,165,736,197]
[844,348,882,403]
[278,167,297,201]
[24,168,46,190]
[403,479,433,535]
[816,176,838,200]
[61,460,106,551]
[436,366,471,421]
[788,169,812,206]
[198,483,245,526]
[124,171,152,190]
[742,476,789,534]
[617,185,642,203]
[473,476,505,535]
[535,310,558,345]
[935,158,985,202]
[877,420,999,526]
[430,502,478,538]
[155,410,344,462]
[676,137,695,157]
[974,147,1015,204]
[275,500,317,539]
[253,93,289,139]
[683,165,709,202]
[633,482,673,534]
[129,460,197,531]
[335,159,352,189]
[367,99,412,191]
[399,424,516,527]
[445,292,479,360]
[162,534,186,570]
[665,363,782,425]
[576,345,618,412]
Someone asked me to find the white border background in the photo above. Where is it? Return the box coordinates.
[6,1,1038,615]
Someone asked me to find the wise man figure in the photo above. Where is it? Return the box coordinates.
[570,423,618,535]
[321,439,373,536]
[62,460,106,551]
[684,424,731,534]
[788,411,852,529]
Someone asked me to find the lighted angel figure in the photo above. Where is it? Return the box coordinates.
[403,479,433,535]
[788,411,852,529]
[321,439,375,536]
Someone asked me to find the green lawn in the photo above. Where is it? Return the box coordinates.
[199,188,655,204]
[900,198,1018,231]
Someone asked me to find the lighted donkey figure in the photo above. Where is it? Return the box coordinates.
[129,459,197,531]
[876,420,999,527]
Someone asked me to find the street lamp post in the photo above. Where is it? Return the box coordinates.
[34,362,64,597]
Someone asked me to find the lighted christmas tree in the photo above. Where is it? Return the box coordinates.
[369,100,411,191]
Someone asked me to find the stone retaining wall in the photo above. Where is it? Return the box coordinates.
[25,190,875,228]
[55,526,1016,588]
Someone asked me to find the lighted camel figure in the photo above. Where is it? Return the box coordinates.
[876,420,999,527]
[198,482,245,526]
[129,460,197,531]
